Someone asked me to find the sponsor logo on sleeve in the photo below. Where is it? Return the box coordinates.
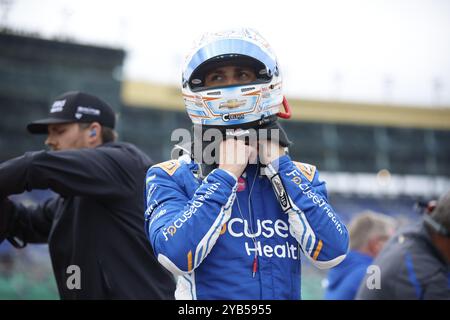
[270,173,292,212]
[161,182,220,240]
[286,168,343,234]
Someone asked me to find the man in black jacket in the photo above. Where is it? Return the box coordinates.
[0,91,175,299]
[356,191,450,300]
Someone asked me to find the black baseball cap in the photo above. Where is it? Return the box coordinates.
[27,91,116,134]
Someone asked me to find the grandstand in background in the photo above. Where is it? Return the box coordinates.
[0,30,124,160]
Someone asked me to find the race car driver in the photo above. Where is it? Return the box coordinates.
[145,28,349,299]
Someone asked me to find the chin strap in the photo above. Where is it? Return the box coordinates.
[277,96,292,119]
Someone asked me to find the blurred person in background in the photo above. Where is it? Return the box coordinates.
[0,91,175,299]
[0,241,58,299]
[144,28,349,300]
[0,242,14,279]
[0,191,59,299]
[324,211,396,300]
[356,191,450,299]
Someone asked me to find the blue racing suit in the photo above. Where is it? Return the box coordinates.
[145,154,349,299]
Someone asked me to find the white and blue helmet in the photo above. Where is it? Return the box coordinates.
[182,28,287,127]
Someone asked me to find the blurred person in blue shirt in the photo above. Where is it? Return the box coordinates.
[324,211,396,300]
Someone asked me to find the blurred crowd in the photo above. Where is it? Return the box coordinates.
[0,190,58,299]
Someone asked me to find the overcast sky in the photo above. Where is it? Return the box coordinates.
[2,0,450,107]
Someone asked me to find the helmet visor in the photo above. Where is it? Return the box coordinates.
[183,38,278,90]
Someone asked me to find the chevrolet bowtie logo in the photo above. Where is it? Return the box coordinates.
[219,99,246,109]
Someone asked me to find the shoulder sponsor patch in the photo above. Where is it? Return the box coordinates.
[293,162,316,182]
[152,160,181,176]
